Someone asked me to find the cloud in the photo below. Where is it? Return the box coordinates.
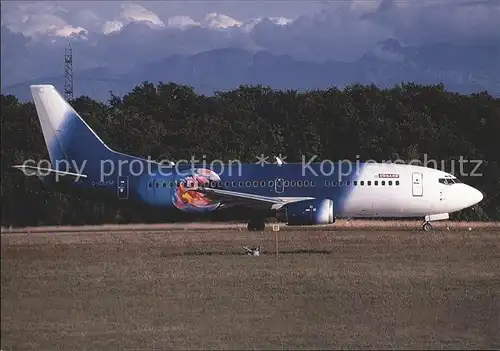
[1,0,498,88]
[164,13,247,30]
[252,10,389,61]
[102,3,165,34]
[1,1,88,39]
[365,0,500,45]
[72,9,102,32]
[102,21,124,35]
[202,13,243,29]
[121,3,163,25]
[370,38,405,62]
[167,16,200,30]
[249,0,499,62]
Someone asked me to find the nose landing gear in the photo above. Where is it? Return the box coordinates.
[422,222,433,231]
[421,213,449,231]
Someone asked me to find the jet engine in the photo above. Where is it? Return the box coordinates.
[279,199,335,225]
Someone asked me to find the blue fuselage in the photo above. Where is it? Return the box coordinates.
[56,156,364,216]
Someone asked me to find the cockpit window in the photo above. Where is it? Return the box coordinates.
[439,177,461,185]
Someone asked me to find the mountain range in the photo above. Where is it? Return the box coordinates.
[3,38,499,101]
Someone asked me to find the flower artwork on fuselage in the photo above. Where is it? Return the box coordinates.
[172,168,221,211]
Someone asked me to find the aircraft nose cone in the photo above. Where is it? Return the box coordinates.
[470,187,484,205]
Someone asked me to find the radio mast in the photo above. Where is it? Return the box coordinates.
[64,41,74,100]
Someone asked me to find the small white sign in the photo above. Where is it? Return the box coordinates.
[272,224,280,232]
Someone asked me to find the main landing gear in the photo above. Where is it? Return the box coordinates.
[247,219,265,231]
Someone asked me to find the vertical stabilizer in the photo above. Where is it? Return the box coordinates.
[30,85,113,173]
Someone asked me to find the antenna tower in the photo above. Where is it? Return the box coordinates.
[64,41,74,100]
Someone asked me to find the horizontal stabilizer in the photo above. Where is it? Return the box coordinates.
[12,165,87,180]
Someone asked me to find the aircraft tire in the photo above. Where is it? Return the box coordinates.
[247,220,265,231]
[422,222,433,231]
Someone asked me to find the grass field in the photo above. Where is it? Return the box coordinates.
[2,227,500,349]
[2,219,500,234]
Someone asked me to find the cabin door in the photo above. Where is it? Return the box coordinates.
[117,176,129,199]
[412,172,423,197]
[275,178,285,194]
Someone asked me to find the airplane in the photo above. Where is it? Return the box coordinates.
[12,85,484,232]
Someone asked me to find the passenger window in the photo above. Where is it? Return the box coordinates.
[374,181,378,186]
[148,183,152,188]
[332,181,337,186]
[395,181,399,186]
[346,181,351,186]
[353,181,357,186]
[155,183,159,188]
[389,181,393,186]
[367,181,371,186]
[163,182,167,187]
[381,181,385,186]
[360,181,364,186]
[297,181,303,187]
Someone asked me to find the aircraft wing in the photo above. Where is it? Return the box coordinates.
[199,187,313,210]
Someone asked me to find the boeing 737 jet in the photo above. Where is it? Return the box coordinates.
[13,85,484,231]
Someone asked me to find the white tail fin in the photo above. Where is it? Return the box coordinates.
[30,85,112,169]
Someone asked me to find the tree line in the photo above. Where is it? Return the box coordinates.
[1,82,499,226]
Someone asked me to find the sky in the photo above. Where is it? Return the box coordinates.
[1,0,499,87]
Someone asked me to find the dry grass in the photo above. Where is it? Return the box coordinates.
[2,228,500,350]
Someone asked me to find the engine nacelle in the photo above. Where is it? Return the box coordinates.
[280,199,335,225]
